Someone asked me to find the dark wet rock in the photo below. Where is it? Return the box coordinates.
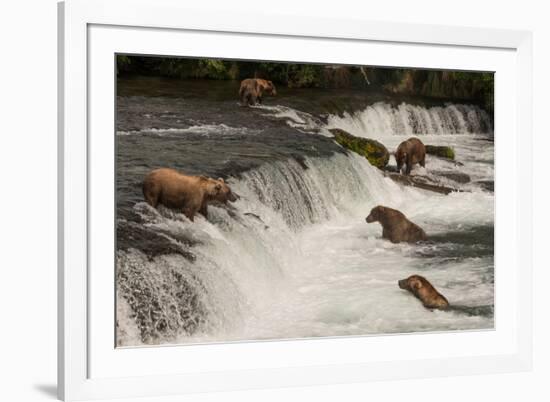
[431,170,471,184]
[329,128,390,168]
[117,219,197,261]
[384,172,463,195]
[425,145,455,160]
[475,180,494,192]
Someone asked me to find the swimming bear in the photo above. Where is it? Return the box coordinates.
[142,168,238,222]
[398,275,449,310]
[239,78,277,105]
[365,205,427,243]
[395,137,426,175]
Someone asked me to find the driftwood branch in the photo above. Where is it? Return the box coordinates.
[360,66,371,85]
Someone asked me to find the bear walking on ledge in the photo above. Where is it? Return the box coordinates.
[365,205,427,243]
[239,78,277,106]
[398,275,449,310]
[395,137,426,175]
[143,168,238,222]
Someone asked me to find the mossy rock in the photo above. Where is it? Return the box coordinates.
[425,145,455,160]
[329,128,389,168]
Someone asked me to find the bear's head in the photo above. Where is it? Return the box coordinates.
[206,178,238,204]
[365,205,385,223]
[266,80,277,96]
[259,80,277,96]
[398,275,424,292]
[398,274,449,309]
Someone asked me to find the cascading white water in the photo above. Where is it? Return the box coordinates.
[326,102,493,138]
[117,149,494,346]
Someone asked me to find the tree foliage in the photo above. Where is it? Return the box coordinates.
[117,55,494,111]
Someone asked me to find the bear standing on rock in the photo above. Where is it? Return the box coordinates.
[395,137,426,175]
[143,168,238,222]
[365,205,427,243]
[398,275,449,310]
[239,78,277,106]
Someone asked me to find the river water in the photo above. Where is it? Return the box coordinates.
[115,77,494,346]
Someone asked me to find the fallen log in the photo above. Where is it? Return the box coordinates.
[384,172,464,195]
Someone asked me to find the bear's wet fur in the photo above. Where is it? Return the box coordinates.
[395,137,426,175]
[398,275,449,310]
[365,205,427,243]
[142,168,237,222]
[239,78,277,106]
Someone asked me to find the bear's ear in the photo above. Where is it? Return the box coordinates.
[218,178,225,183]
[409,278,422,290]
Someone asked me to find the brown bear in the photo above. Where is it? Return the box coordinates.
[395,137,426,175]
[239,78,277,106]
[365,205,427,243]
[142,168,238,222]
[398,275,449,310]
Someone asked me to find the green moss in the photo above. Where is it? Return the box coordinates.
[329,128,389,168]
[425,145,455,160]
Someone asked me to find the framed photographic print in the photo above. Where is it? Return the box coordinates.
[58,0,533,400]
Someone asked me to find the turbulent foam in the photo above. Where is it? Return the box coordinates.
[116,124,254,136]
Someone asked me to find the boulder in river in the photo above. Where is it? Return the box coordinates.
[425,145,456,160]
[329,128,389,168]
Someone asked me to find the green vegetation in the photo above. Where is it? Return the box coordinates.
[117,55,494,112]
[329,128,389,169]
[425,145,456,160]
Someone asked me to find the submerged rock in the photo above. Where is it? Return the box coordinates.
[425,145,456,160]
[329,128,389,168]
[430,170,471,184]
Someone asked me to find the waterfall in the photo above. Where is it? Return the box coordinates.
[116,153,415,345]
[326,102,493,138]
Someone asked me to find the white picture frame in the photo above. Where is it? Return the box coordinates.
[58,0,533,400]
